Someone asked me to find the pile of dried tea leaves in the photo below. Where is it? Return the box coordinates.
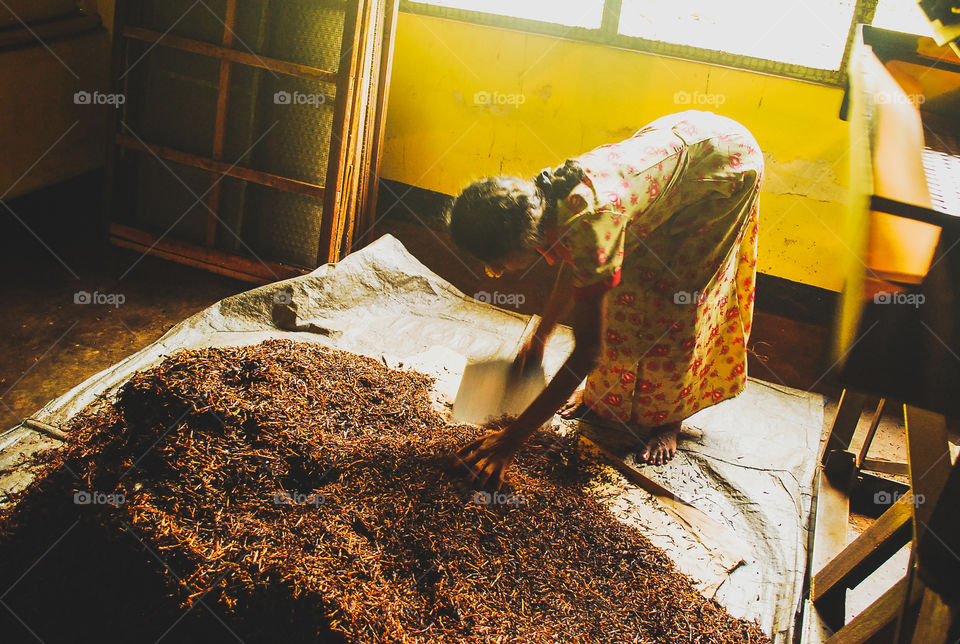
[0,340,769,643]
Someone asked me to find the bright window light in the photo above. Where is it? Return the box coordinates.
[618,0,859,70]
[409,0,605,29]
[872,0,936,38]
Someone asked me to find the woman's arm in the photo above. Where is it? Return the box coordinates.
[513,291,604,435]
[457,290,606,489]
[538,263,573,341]
[516,264,573,370]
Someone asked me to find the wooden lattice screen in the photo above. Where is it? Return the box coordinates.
[104,0,399,282]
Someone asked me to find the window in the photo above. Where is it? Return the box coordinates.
[871,0,936,38]
[617,0,858,71]
[412,0,605,28]
[402,0,936,85]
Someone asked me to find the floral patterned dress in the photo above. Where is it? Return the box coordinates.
[537,110,763,426]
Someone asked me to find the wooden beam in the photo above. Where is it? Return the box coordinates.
[909,587,953,644]
[904,405,952,544]
[823,389,868,466]
[318,0,367,264]
[0,13,101,50]
[824,576,909,644]
[356,0,400,251]
[856,398,886,468]
[861,458,910,476]
[121,26,337,84]
[101,0,129,236]
[110,223,304,283]
[115,134,325,200]
[807,467,853,636]
[205,0,237,247]
[916,456,960,602]
[811,493,912,603]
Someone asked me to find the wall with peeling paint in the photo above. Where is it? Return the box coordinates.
[380,13,851,292]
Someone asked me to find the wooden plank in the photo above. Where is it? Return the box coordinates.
[318,0,367,264]
[102,0,130,235]
[916,456,960,600]
[109,223,304,283]
[0,13,101,50]
[348,0,385,253]
[903,406,951,544]
[337,0,379,259]
[204,0,237,247]
[824,575,908,644]
[811,493,912,602]
[908,587,952,644]
[356,0,388,249]
[121,26,337,84]
[823,389,868,465]
[355,0,400,250]
[115,134,325,200]
[856,398,886,468]
[861,458,909,476]
[807,467,852,637]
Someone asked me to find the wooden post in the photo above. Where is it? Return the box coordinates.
[204,0,237,247]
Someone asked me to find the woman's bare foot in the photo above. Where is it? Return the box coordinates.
[641,422,681,466]
[559,388,589,419]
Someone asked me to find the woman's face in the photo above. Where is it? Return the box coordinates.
[484,248,539,278]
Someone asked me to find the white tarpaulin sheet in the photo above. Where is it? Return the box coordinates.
[0,234,822,642]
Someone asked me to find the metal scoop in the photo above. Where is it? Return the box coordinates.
[452,315,546,425]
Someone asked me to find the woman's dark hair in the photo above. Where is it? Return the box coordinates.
[447,160,586,264]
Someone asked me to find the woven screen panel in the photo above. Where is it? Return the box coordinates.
[123,43,220,158]
[131,0,227,44]
[118,0,347,268]
[236,0,346,72]
[117,154,212,245]
[223,0,345,266]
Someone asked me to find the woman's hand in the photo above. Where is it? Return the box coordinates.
[513,332,545,374]
[455,425,524,490]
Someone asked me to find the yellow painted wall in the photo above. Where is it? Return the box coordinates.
[380,14,852,292]
[0,28,111,200]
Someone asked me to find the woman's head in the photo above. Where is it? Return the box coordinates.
[447,176,544,275]
[447,161,587,276]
